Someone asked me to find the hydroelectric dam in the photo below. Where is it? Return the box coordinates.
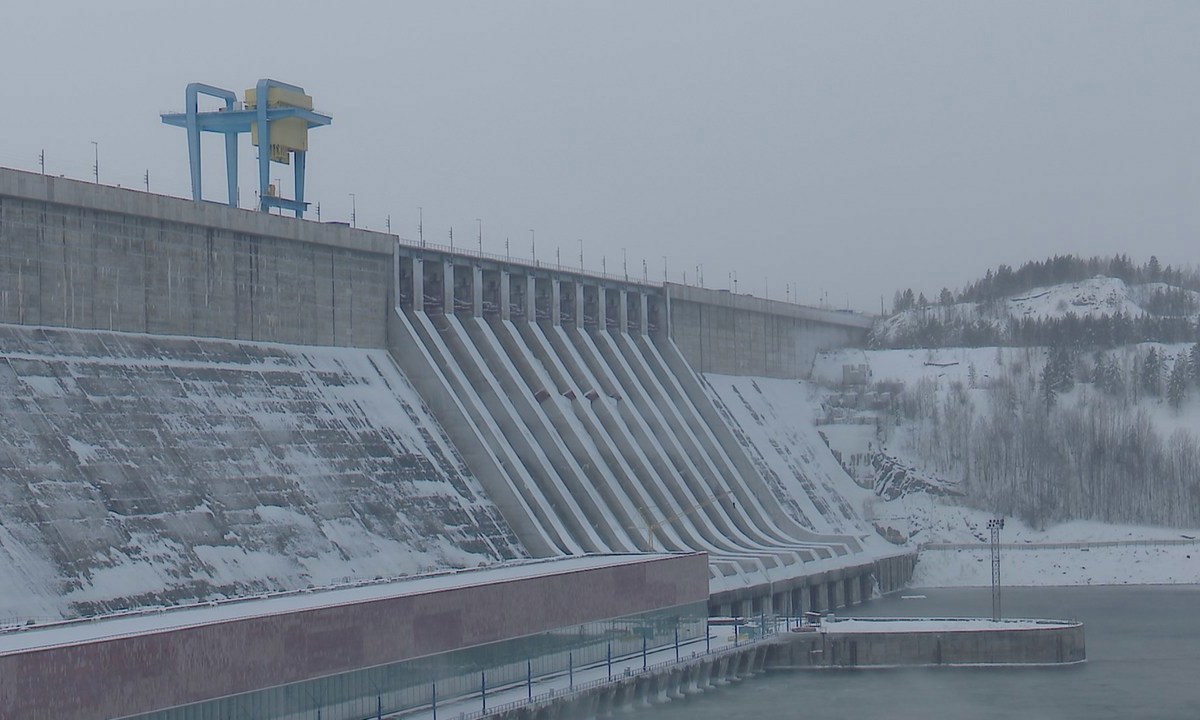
[0,165,913,719]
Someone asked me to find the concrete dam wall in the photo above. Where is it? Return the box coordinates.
[0,166,908,619]
[0,324,524,620]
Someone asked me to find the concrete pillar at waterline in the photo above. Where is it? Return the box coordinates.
[830,579,845,610]
[616,290,629,333]
[412,258,425,312]
[712,656,730,685]
[574,282,584,326]
[472,266,484,317]
[791,586,806,618]
[809,583,825,613]
[500,272,511,321]
[550,280,562,326]
[392,242,400,310]
[525,276,537,323]
[442,261,455,315]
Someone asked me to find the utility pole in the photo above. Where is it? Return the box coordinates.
[989,517,1005,621]
[386,214,391,233]
[91,141,99,183]
[476,218,482,254]
[623,248,628,281]
[39,150,45,175]
[418,207,424,246]
[530,229,536,262]
[144,170,150,192]
[578,239,584,272]
[349,193,356,228]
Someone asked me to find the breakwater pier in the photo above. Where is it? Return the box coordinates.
[770,616,1085,669]
[427,616,1085,719]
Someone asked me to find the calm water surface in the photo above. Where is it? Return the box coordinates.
[635,586,1200,720]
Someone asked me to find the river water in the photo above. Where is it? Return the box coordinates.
[635,586,1200,720]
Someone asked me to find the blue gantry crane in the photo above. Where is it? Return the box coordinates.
[162,79,332,218]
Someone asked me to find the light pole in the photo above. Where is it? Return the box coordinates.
[578,239,584,272]
[530,229,536,263]
[418,207,424,247]
[476,218,482,254]
[91,141,99,183]
[988,517,1005,621]
[622,248,628,281]
[349,193,356,228]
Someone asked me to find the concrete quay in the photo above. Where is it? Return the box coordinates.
[768,617,1086,669]
[453,639,770,720]
[442,615,1085,720]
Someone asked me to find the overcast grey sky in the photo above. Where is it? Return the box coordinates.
[2,1,1197,312]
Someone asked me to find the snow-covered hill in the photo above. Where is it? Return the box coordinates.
[811,336,1200,586]
[872,276,1200,347]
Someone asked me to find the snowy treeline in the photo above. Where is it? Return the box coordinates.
[892,253,1200,311]
[894,349,1200,529]
[875,309,1199,350]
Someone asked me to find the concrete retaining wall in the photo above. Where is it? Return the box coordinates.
[0,167,391,347]
[667,284,871,379]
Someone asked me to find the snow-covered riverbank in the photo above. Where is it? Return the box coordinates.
[909,514,1200,587]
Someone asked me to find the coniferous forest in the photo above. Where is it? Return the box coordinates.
[877,254,1200,350]
[878,255,1200,529]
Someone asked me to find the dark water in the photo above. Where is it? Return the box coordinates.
[636,586,1200,720]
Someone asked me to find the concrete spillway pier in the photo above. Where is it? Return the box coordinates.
[768,617,1086,669]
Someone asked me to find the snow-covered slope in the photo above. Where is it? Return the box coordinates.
[812,339,1200,586]
[872,276,1200,346]
[701,374,890,545]
[1005,276,1146,319]
[0,324,525,621]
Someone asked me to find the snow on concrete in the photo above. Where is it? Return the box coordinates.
[701,373,892,550]
[821,617,1077,633]
[0,324,525,621]
[0,554,678,655]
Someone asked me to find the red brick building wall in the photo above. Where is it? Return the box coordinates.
[0,554,707,720]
